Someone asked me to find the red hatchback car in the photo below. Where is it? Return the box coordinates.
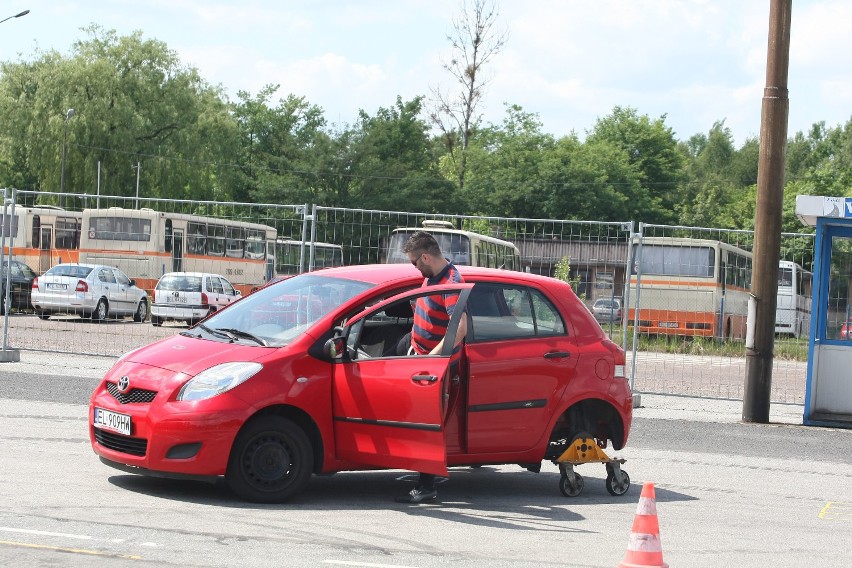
[89,264,633,503]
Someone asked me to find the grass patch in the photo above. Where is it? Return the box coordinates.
[627,332,808,361]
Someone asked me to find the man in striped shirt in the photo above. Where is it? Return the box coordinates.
[395,231,467,504]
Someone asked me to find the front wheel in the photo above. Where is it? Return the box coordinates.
[151,315,163,327]
[226,416,313,503]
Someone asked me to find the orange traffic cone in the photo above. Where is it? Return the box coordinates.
[618,482,668,568]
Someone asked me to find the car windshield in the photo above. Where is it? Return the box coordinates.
[196,274,374,347]
[47,265,93,278]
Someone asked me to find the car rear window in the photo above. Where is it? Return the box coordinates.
[157,275,202,292]
[47,265,93,278]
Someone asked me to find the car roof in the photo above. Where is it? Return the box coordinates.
[310,263,565,287]
[158,272,222,278]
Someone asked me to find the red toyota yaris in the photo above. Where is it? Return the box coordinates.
[89,264,633,503]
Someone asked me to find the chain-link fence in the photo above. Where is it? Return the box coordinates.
[1,190,814,404]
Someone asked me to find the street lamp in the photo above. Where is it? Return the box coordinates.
[0,10,29,24]
[60,108,76,196]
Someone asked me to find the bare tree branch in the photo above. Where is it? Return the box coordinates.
[430,0,507,193]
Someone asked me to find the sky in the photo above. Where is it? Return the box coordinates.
[1,0,850,147]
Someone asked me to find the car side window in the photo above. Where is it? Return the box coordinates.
[469,284,565,341]
[209,277,225,294]
[98,269,116,284]
[221,278,236,296]
[531,290,566,335]
[114,270,131,286]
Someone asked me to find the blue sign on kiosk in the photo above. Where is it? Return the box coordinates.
[796,195,852,427]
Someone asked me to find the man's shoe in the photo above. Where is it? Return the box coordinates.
[395,486,437,503]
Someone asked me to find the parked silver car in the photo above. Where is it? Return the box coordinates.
[592,297,622,324]
[150,272,241,326]
[31,263,149,322]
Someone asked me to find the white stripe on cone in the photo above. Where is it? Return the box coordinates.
[627,532,662,552]
[636,497,657,516]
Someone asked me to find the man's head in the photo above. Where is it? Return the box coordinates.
[403,231,446,278]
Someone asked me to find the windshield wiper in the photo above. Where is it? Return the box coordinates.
[213,327,269,347]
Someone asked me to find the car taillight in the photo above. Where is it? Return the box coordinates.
[76,280,88,293]
[601,338,626,377]
[201,292,208,306]
[31,277,38,289]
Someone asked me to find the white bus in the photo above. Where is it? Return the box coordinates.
[775,260,812,338]
[275,239,344,276]
[629,236,753,340]
[1,205,81,273]
[385,220,522,270]
[78,207,276,294]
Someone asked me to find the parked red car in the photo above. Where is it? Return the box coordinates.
[89,264,633,503]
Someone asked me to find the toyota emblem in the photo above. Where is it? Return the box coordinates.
[118,375,131,393]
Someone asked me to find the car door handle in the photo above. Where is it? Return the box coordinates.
[412,374,438,383]
[543,351,570,359]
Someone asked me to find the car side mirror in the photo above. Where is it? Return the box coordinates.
[324,326,347,359]
[325,336,346,359]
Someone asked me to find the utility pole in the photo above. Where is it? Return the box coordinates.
[743,0,792,423]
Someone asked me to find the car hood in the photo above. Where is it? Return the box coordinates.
[117,335,269,376]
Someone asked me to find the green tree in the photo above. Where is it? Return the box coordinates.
[586,106,685,224]
[230,85,328,205]
[347,96,455,212]
[0,25,238,202]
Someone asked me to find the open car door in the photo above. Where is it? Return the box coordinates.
[331,283,473,476]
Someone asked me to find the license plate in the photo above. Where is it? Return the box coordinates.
[46,283,67,290]
[658,321,679,328]
[165,296,187,303]
[93,407,132,436]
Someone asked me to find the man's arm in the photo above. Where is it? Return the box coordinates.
[429,313,467,355]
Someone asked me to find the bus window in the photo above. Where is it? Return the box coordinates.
[226,227,245,258]
[208,224,225,256]
[245,229,265,260]
[55,217,79,249]
[188,222,206,255]
[0,212,18,239]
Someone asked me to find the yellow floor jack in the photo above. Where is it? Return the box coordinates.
[554,434,630,497]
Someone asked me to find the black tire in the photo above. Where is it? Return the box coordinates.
[605,470,630,496]
[133,300,148,322]
[36,310,50,320]
[559,473,584,497]
[0,289,5,315]
[151,315,163,327]
[226,416,313,503]
[91,299,108,321]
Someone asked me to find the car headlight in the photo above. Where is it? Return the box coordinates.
[177,362,263,401]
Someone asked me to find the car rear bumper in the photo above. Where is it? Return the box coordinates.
[151,304,208,319]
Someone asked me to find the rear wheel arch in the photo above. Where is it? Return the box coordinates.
[545,398,626,458]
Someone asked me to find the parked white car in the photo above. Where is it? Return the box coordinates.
[31,263,149,322]
[150,272,241,326]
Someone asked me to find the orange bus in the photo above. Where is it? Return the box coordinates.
[1,205,81,273]
[78,207,276,295]
[628,236,753,340]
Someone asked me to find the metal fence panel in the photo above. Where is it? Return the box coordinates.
[628,223,813,404]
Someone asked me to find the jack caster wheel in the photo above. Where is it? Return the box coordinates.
[559,473,584,497]
[605,470,630,496]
